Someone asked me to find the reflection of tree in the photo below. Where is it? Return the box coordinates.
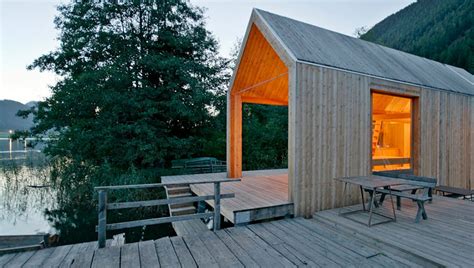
[0,153,55,234]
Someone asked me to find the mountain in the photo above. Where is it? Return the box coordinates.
[0,100,34,132]
[25,101,38,108]
[360,0,473,74]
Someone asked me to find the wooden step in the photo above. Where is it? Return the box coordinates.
[167,186,191,195]
[170,202,195,209]
[168,191,194,208]
[170,206,196,216]
[168,192,193,199]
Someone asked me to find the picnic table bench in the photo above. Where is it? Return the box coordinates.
[336,175,407,226]
[435,185,474,200]
[370,172,437,223]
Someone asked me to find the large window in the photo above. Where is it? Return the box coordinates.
[372,93,412,171]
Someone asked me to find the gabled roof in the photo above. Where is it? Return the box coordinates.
[255,9,474,95]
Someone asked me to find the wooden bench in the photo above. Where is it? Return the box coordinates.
[376,189,431,223]
[435,185,474,200]
[370,172,437,223]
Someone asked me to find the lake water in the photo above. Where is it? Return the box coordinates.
[0,139,175,242]
[0,139,55,235]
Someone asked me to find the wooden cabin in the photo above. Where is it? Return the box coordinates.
[227,9,474,217]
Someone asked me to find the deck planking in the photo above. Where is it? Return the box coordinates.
[164,169,293,224]
[2,196,472,267]
[169,237,196,268]
[315,195,474,267]
[171,219,209,237]
[137,240,159,268]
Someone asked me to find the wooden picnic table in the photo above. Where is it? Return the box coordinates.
[335,175,408,227]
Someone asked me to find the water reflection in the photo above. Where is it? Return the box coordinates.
[0,146,55,235]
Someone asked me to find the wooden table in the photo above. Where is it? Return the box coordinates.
[335,175,407,227]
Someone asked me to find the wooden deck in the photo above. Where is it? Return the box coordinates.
[2,195,472,267]
[163,169,293,225]
[0,220,431,267]
[315,195,474,267]
[0,235,44,254]
[171,219,209,237]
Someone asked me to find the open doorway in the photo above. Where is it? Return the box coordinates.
[371,92,413,171]
[242,103,288,171]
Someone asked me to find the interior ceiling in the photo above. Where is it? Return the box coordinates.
[372,93,411,114]
[231,24,288,106]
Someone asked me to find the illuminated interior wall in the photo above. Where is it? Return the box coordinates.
[372,93,412,171]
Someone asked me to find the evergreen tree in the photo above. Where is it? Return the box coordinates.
[21,0,228,244]
[361,0,473,74]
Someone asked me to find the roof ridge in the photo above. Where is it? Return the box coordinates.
[255,8,471,74]
[254,8,473,95]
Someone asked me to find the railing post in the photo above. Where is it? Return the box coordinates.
[213,182,221,231]
[98,190,107,248]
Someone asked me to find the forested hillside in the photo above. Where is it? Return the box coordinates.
[361,0,473,74]
[0,100,33,131]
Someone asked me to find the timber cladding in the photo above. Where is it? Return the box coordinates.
[418,89,473,189]
[291,62,473,217]
[290,63,372,216]
[228,9,474,218]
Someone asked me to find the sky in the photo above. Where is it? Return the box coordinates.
[0,0,415,104]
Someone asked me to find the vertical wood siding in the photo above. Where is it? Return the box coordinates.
[292,62,473,217]
[292,63,371,216]
[419,89,473,188]
[471,97,474,190]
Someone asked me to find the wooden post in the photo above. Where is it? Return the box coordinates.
[213,182,221,231]
[98,190,107,248]
[227,94,242,178]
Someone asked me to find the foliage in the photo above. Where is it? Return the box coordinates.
[360,0,474,74]
[17,0,289,244]
[242,104,288,170]
[353,26,369,38]
[24,0,229,168]
[21,0,228,244]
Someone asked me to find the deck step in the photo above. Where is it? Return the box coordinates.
[170,206,196,216]
[168,192,193,198]
[170,202,194,209]
[167,186,191,195]
[166,184,196,216]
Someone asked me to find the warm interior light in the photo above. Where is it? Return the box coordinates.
[372,93,412,171]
